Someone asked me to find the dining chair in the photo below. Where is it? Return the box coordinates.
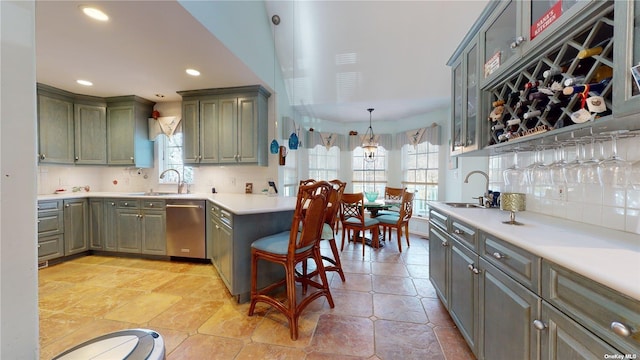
[339,192,380,257]
[377,191,414,252]
[375,186,406,217]
[248,181,334,340]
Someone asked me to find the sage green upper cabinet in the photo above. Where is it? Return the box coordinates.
[37,84,74,164]
[178,85,271,166]
[219,96,262,164]
[480,0,523,82]
[614,0,640,117]
[450,37,482,155]
[74,97,107,165]
[106,96,155,168]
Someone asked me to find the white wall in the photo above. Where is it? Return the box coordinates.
[1,1,39,358]
[489,136,640,235]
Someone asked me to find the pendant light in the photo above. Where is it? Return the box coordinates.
[288,1,300,151]
[362,108,378,161]
[269,14,281,154]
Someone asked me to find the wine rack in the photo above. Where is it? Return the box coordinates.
[487,5,615,146]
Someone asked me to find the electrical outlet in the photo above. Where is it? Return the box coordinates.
[230,177,236,186]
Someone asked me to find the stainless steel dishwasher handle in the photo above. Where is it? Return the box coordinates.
[166,204,202,209]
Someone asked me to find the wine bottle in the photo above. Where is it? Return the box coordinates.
[576,37,612,59]
[524,80,541,89]
[564,76,586,87]
[562,77,612,96]
[523,110,541,119]
[543,66,568,78]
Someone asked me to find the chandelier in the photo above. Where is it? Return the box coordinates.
[362,108,378,161]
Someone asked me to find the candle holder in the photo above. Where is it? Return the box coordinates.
[500,193,526,225]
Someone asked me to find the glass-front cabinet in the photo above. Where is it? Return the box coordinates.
[450,38,481,155]
[480,0,593,86]
[613,0,640,116]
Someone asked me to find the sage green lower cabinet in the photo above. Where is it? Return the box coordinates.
[63,198,88,255]
[540,301,621,359]
[429,206,640,360]
[37,200,64,261]
[428,223,450,309]
[449,236,479,354]
[479,258,540,360]
[89,199,104,250]
[210,204,233,290]
[115,199,166,255]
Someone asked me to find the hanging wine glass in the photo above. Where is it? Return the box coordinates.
[597,130,630,188]
[503,149,527,192]
[526,144,550,186]
[549,141,568,186]
[562,135,583,185]
[577,132,604,185]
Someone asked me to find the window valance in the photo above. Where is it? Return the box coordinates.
[395,123,441,148]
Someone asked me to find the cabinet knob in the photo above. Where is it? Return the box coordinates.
[130,157,134,162]
[215,225,220,229]
[453,229,462,235]
[39,154,46,160]
[467,264,479,274]
[492,252,505,260]
[610,321,632,337]
[510,36,525,49]
[149,203,154,207]
[65,204,70,208]
[441,241,449,247]
[111,202,116,206]
[75,156,79,161]
[533,320,547,331]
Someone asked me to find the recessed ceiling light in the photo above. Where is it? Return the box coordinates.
[80,6,109,22]
[186,68,201,76]
[76,79,93,86]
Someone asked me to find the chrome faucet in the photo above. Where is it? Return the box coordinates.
[464,170,489,207]
[159,169,185,194]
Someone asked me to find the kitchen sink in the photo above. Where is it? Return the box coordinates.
[127,192,188,196]
[444,202,484,208]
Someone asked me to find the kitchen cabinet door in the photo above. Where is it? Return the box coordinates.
[37,91,74,164]
[116,208,142,253]
[236,96,259,163]
[540,301,620,360]
[141,210,166,255]
[199,98,220,164]
[614,0,640,117]
[63,199,88,255]
[479,258,540,360]
[211,215,233,290]
[106,96,154,167]
[89,199,104,250]
[103,199,118,251]
[74,103,106,164]
[182,100,200,164]
[218,96,239,164]
[449,237,480,355]
[429,224,450,309]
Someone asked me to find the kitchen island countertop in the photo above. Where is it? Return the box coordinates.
[428,201,640,301]
[38,192,297,215]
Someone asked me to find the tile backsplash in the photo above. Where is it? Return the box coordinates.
[488,134,640,235]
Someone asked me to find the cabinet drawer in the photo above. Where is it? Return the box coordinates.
[218,208,233,228]
[429,208,448,231]
[38,212,64,235]
[38,234,64,260]
[117,199,139,208]
[142,200,165,210]
[450,217,477,251]
[38,200,62,211]
[542,260,640,355]
[479,230,540,293]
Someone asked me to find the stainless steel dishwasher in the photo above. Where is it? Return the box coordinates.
[166,200,206,258]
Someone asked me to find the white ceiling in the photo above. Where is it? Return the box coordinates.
[35,0,488,123]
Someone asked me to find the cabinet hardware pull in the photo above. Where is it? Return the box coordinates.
[75,156,79,161]
[441,241,449,247]
[65,204,70,208]
[111,202,115,206]
[533,320,547,330]
[510,36,525,49]
[467,264,479,274]
[40,154,46,160]
[215,225,220,229]
[492,252,504,259]
[610,321,632,337]
[124,202,128,206]
[454,229,462,235]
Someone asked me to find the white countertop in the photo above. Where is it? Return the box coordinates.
[38,192,297,215]
[428,202,640,301]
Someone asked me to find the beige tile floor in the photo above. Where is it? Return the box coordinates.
[39,233,475,359]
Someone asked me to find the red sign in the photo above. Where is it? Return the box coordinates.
[531,1,562,40]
